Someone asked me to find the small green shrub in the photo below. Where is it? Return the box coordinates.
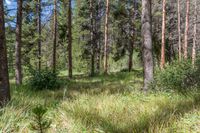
[154,60,197,92]
[30,105,52,133]
[28,70,61,90]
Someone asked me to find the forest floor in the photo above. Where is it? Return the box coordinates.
[0,70,200,133]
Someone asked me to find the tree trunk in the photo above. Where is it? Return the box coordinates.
[142,0,153,91]
[184,0,190,59]
[68,0,73,78]
[104,0,109,74]
[37,0,42,71]
[0,0,11,106]
[177,0,181,61]
[90,0,95,76]
[53,0,57,73]
[192,0,197,66]
[160,0,166,69]
[15,0,23,85]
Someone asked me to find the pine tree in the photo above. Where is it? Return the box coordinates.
[0,0,11,106]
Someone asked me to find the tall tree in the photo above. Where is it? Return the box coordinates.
[177,0,181,61]
[104,0,109,74]
[183,0,190,59]
[68,0,73,78]
[90,0,95,76]
[15,0,23,84]
[192,0,197,66]
[0,0,11,105]
[142,0,153,91]
[53,0,57,73]
[37,0,42,71]
[160,0,166,69]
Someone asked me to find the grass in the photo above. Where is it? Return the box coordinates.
[0,71,200,132]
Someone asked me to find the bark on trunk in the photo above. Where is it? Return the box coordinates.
[37,0,42,71]
[142,0,153,91]
[90,0,95,76]
[53,0,57,73]
[184,0,190,59]
[177,0,181,61]
[160,0,166,69]
[15,0,23,85]
[0,0,11,106]
[104,0,109,74]
[192,0,197,66]
[68,0,73,78]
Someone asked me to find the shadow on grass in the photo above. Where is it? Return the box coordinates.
[69,95,200,133]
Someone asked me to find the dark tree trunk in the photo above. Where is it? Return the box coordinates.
[0,0,11,106]
[142,0,153,91]
[90,0,95,76]
[68,0,73,78]
[53,0,57,73]
[37,0,42,71]
[15,0,23,85]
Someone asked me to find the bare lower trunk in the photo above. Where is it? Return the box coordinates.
[104,0,109,74]
[0,0,11,105]
[160,0,166,69]
[142,0,153,91]
[15,0,23,85]
[192,0,197,66]
[53,0,57,73]
[128,50,133,72]
[68,0,73,78]
[177,0,181,61]
[90,0,95,76]
[184,0,190,59]
[37,0,42,71]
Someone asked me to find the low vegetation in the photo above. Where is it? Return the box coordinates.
[0,71,199,133]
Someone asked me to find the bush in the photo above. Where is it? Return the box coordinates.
[28,70,61,90]
[153,60,198,92]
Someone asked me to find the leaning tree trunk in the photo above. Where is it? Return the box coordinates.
[104,0,109,74]
[0,0,11,106]
[184,0,190,59]
[68,0,73,78]
[37,0,42,71]
[52,0,57,73]
[160,0,166,69]
[192,0,197,66]
[177,0,181,61]
[15,0,23,85]
[142,0,153,91]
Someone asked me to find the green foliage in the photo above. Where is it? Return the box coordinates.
[30,105,51,133]
[28,70,61,90]
[154,60,197,92]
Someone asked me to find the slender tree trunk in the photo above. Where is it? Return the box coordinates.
[142,0,153,91]
[53,0,57,73]
[184,0,190,59]
[128,48,133,72]
[104,0,109,74]
[15,0,23,85]
[0,0,11,105]
[160,0,166,69]
[192,0,197,66]
[177,0,181,61]
[90,0,95,76]
[37,0,42,71]
[68,0,73,78]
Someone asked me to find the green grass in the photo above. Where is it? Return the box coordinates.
[0,71,200,133]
